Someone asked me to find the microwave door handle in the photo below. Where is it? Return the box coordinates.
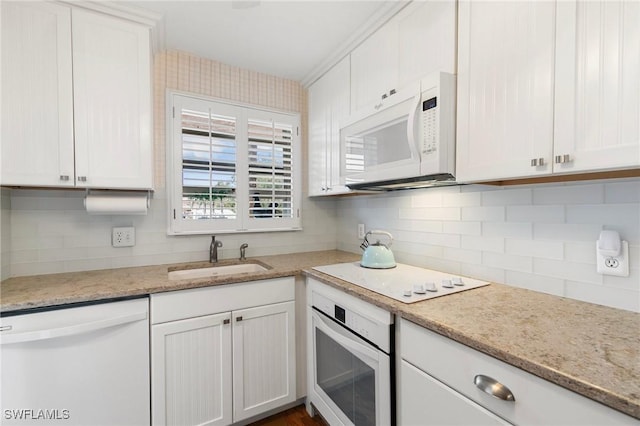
[406,93,422,161]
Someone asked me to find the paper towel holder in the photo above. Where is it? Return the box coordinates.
[84,189,151,215]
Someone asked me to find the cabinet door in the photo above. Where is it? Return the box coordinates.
[308,56,351,196]
[72,9,153,189]
[397,0,457,87]
[326,56,351,194]
[554,0,640,173]
[232,301,296,422]
[456,1,556,182]
[308,70,330,196]
[350,21,399,113]
[151,312,232,426]
[1,1,75,187]
[399,361,510,426]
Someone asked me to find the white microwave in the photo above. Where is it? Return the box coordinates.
[341,71,456,191]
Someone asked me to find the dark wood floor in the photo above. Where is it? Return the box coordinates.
[250,404,327,426]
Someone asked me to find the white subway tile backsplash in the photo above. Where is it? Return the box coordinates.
[505,238,564,260]
[442,191,482,207]
[461,235,505,253]
[399,207,461,221]
[395,219,443,233]
[506,205,564,223]
[442,247,482,265]
[563,242,596,264]
[504,271,564,296]
[442,221,481,236]
[482,188,532,206]
[483,252,533,273]
[602,267,640,291]
[533,183,604,205]
[565,281,640,312]
[566,204,640,243]
[461,206,505,222]
[411,191,444,207]
[604,180,640,203]
[534,258,603,285]
[534,223,603,242]
[483,222,533,239]
[460,263,506,284]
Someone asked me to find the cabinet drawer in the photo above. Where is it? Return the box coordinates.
[151,277,295,324]
[399,360,509,426]
[399,319,636,425]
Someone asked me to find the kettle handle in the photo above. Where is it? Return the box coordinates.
[365,230,393,247]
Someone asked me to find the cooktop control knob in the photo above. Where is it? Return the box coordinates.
[403,290,412,297]
[453,277,464,286]
[442,279,454,288]
[425,282,437,292]
[413,284,426,294]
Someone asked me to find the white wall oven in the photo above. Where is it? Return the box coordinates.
[307,278,394,426]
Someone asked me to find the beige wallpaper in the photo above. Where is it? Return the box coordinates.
[153,50,308,190]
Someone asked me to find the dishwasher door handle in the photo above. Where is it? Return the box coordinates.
[0,311,148,345]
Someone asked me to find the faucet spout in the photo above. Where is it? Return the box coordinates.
[240,243,248,261]
[210,236,223,263]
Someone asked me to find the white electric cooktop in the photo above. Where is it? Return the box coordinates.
[313,262,490,303]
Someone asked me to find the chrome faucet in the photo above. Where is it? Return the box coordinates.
[209,236,223,263]
[239,243,248,261]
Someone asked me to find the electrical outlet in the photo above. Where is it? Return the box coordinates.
[596,240,629,277]
[358,224,366,239]
[112,227,135,248]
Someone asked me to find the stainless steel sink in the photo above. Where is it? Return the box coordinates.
[168,263,268,280]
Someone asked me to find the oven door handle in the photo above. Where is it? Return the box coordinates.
[313,309,380,363]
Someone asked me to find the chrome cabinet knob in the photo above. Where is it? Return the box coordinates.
[59,175,70,181]
[77,176,87,182]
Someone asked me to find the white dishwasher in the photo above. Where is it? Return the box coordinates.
[0,297,150,426]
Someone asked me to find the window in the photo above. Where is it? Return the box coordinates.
[167,93,301,234]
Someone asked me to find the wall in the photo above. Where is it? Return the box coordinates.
[337,179,640,312]
[6,50,337,277]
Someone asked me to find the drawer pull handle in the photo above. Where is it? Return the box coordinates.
[474,374,515,402]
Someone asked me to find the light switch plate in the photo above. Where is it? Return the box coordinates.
[596,240,629,277]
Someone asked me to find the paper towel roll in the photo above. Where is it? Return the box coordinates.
[84,193,149,215]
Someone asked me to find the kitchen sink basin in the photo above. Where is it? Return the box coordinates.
[168,263,268,280]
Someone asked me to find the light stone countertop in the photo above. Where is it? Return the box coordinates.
[2,250,638,419]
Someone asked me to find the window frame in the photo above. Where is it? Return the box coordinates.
[166,91,302,235]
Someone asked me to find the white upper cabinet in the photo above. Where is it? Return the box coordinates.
[397,0,457,88]
[554,0,640,173]
[1,1,75,187]
[457,0,640,183]
[72,9,153,189]
[308,56,351,196]
[0,2,153,190]
[350,21,399,113]
[350,1,456,115]
[456,1,557,182]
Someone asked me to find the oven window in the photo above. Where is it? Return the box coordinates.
[316,328,376,425]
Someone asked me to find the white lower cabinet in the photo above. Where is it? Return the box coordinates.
[398,319,637,425]
[151,278,296,426]
[400,360,508,426]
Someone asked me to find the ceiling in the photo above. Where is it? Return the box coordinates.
[124,0,404,85]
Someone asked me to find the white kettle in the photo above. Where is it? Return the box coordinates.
[360,230,396,269]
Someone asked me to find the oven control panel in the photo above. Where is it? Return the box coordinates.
[312,292,382,345]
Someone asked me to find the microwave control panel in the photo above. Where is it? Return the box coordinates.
[422,96,438,155]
